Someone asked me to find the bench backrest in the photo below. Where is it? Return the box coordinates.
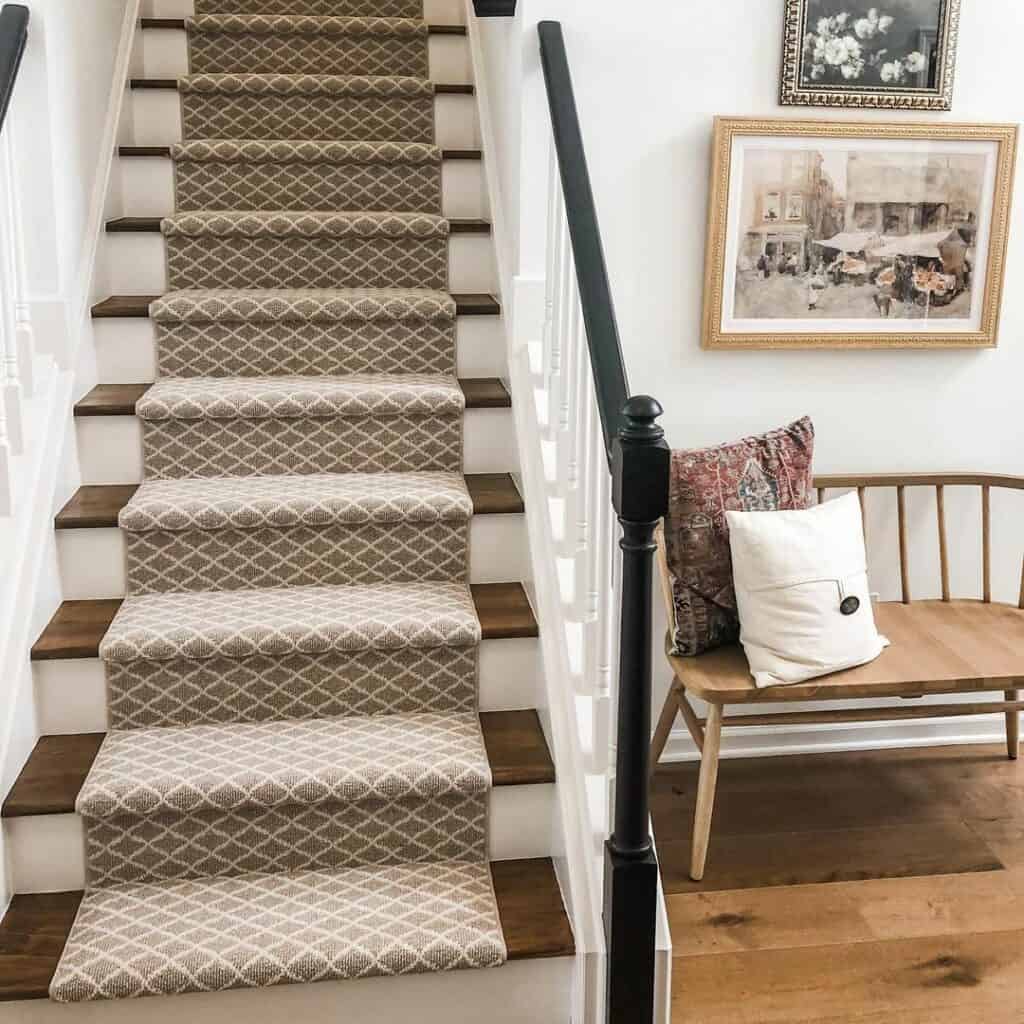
[655,473,1024,626]
[815,473,1024,607]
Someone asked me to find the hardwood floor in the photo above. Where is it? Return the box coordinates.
[654,743,1024,1023]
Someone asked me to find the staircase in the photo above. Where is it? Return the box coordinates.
[0,3,573,1020]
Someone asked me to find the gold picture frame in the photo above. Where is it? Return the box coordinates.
[702,117,1019,351]
[781,0,961,111]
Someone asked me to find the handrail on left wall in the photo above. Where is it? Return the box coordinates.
[0,4,29,136]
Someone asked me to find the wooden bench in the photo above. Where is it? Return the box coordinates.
[650,473,1024,882]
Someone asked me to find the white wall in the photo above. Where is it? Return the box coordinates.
[493,0,1024,756]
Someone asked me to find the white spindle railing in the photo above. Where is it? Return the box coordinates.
[0,5,32,517]
[532,146,624,793]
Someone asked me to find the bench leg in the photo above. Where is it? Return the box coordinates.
[1006,689,1020,761]
[650,679,683,778]
[690,703,723,882]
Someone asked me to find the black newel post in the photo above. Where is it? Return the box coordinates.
[605,395,670,1023]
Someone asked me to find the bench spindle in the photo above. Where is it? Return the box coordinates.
[897,485,910,604]
[983,484,992,603]
[936,485,950,602]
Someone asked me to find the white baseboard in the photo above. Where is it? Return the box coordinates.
[660,716,1007,763]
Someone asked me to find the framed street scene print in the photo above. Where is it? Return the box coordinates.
[702,118,1018,350]
[781,0,961,110]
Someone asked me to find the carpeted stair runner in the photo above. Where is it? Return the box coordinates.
[50,2,513,1004]
[172,141,443,212]
[102,581,481,729]
[49,861,504,1002]
[187,16,430,77]
[152,289,456,376]
[138,373,465,477]
[180,74,436,142]
[164,212,449,290]
[121,471,473,593]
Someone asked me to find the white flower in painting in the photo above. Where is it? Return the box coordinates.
[804,31,817,53]
[834,11,849,27]
[823,36,852,65]
[854,16,875,39]
[842,35,863,60]
[878,14,894,32]
[811,62,826,79]
[817,16,832,35]
[904,50,927,72]
[841,59,864,79]
[880,59,904,82]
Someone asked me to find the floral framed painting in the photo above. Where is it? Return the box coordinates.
[702,118,1019,350]
[781,0,961,110]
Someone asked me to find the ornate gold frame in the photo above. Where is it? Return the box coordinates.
[781,0,961,111]
[702,117,1019,351]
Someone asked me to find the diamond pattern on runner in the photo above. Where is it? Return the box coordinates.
[142,413,463,476]
[50,861,505,1002]
[187,16,429,77]
[152,289,457,376]
[172,141,442,212]
[120,473,473,593]
[101,580,481,664]
[162,214,449,290]
[179,75,436,143]
[122,472,472,532]
[138,374,464,421]
[108,646,479,730]
[78,712,490,885]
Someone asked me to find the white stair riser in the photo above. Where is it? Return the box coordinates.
[142,27,472,84]
[120,155,487,220]
[56,515,529,597]
[131,90,480,150]
[92,315,509,383]
[76,407,520,482]
[5,784,555,894]
[104,232,498,294]
[149,0,467,22]
[33,638,542,735]
[0,956,570,1024]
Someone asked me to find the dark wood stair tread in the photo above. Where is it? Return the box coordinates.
[91,292,500,319]
[119,145,481,159]
[106,216,490,234]
[0,890,83,1002]
[0,857,570,1001]
[129,78,474,94]
[2,710,551,818]
[492,858,575,960]
[31,583,536,663]
[140,18,467,36]
[0,734,105,817]
[73,378,509,416]
[55,475,521,529]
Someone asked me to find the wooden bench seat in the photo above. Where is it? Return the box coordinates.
[673,599,1024,705]
[651,472,1024,884]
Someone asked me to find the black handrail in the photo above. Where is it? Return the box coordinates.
[538,21,630,460]
[0,4,28,137]
[537,21,669,1024]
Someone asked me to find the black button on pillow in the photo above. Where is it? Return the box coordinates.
[840,596,861,616]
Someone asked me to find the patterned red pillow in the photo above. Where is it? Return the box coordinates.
[664,417,815,656]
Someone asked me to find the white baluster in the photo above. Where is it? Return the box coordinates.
[2,120,34,397]
[546,211,571,444]
[540,152,560,401]
[0,134,24,462]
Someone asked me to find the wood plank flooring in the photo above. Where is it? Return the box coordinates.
[654,743,1024,1023]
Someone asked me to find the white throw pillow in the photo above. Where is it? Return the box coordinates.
[726,492,889,688]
